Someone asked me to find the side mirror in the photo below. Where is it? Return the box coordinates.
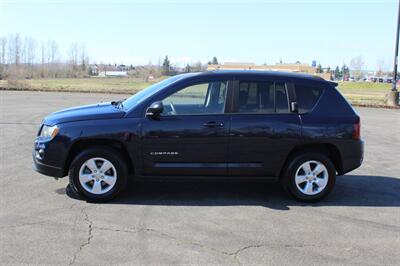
[290,101,298,113]
[146,101,164,117]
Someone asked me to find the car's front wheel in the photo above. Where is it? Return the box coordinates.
[281,152,336,202]
[68,146,128,202]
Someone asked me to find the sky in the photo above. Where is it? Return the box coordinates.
[0,0,398,70]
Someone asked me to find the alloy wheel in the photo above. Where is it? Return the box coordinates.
[294,160,329,196]
[78,157,117,195]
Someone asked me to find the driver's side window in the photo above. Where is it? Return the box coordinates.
[162,81,227,116]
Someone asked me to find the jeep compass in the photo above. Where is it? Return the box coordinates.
[33,71,364,202]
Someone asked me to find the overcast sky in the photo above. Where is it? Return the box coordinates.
[0,0,398,70]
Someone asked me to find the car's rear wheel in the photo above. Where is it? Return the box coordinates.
[281,152,336,202]
[69,147,127,202]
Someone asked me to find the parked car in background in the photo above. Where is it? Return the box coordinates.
[385,77,393,83]
[33,71,364,203]
[370,77,378,82]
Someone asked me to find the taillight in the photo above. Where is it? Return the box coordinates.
[353,120,361,140]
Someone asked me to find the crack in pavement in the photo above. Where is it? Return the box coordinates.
[96,225,235,257]
[0,221,47,230]
[69,206,94,265]
[94,224,317,266]
[95,225,240,264]
[227,243,320,265]
[228,244,269,265]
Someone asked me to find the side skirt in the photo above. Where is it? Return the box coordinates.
[132,175,279,183]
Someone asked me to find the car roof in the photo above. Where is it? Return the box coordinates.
[184,70,337,86]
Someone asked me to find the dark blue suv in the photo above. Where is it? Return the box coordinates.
[33,71,364,202]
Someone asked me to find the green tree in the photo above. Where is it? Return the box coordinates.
[334,66,342,80]
[212,56,218,65]
[162,56,170,75]
[341,64,350,80]
[185,64,191,73]
[316,64,323,73]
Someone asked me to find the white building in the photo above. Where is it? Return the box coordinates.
[98,71,128,77]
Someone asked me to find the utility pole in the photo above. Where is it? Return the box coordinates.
[388,0,400,106]
[393,0,400,91]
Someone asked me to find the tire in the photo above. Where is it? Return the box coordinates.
[281,152,336,202]
[68,146,128,202]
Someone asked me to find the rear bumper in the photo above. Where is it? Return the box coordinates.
[32,153,64,178]
[340,139,364,175]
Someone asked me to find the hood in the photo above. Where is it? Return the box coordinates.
[43,102,126,125]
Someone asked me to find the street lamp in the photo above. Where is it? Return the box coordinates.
[388,0,400,106]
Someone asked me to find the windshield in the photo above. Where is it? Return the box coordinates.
[121,74,194,110]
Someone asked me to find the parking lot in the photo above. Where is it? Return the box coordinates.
[0,90,399,265]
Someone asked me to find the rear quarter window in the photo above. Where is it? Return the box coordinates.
[294,84,324,113]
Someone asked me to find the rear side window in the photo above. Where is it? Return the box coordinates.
[294,85,324,113]
[238,81,289,113]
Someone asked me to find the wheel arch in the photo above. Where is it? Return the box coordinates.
[280,143,343,178]
[64,138,134,176]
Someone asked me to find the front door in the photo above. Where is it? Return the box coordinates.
[140,80,230,177]
[228,79,301,177]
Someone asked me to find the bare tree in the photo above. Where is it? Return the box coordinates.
[79,43,88,72]
[14,33,21,65]
[40,41,46,65]
[0,37,6,64]
[69,43,79,67]
[1,33,92,79]
[191,61,202,72]
[7,35,14,64]
[45,40,51,63]
[376,57,387,76]
[22,36,35,64]
[22,37,28,64]
[26,37,37,65]
[49,40,58,64]
[0,37,7,79]
[349,56,365,80]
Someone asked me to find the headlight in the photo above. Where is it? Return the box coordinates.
[40,125,59,139]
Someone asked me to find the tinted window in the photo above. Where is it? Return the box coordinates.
[295,85,324,113]
[238,81,289,113]
[161,81,227,115]
[122,74,192,110]
[275,82,289,113]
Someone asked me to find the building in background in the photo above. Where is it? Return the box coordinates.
[207,62,332,80]
[98,71,128,77]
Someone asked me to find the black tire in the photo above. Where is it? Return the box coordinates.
[68,146,128,202]
[281,152,336,203]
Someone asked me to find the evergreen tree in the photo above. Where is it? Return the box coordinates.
[316,64,323,73]
[162,56,170,75]
[212,56,218,65]
[334,66,342,80]
[341,64,350,80]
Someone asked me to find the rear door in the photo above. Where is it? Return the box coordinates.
[228,77,302,177]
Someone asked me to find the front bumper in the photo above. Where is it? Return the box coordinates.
[32,154,64,178]
[32,138,65,178]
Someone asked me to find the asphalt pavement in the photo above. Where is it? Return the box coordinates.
[0,90,399,265]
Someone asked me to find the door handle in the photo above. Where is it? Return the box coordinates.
[203,121,224,127]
